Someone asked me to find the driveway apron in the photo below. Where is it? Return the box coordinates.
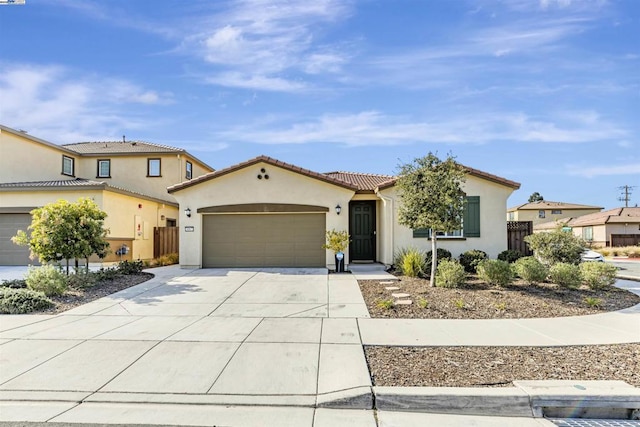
[0,267,372,418]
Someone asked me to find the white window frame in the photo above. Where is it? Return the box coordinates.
[62,155,74,176]
[97,159,111,178]
[186,161,193,180]
[538,210,546,219]
[147,158,161,177]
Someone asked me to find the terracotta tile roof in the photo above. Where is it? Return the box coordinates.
[63,141,184,154]
[324,171,395,192]
[0,179,177,206]
[508,201,603,212]
[568,207,640,226]
[169,155,359,193]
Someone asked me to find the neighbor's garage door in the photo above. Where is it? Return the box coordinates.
[0,213,36,266]
[202,213,325,268]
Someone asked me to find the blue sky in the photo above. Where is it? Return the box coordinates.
[1,0,638,209]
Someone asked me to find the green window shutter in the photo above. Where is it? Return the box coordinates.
[464,196,481,237]
[413,228,430,238]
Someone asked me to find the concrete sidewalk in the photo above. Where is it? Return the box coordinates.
[1,266,639,426]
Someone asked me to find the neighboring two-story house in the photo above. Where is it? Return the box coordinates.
[507,201,603,227]
[0,125,213,265]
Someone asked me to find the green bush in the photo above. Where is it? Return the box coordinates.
[498,249,523,263]
[458,250,488,273]
[524,228,585,266]
[1,279,27,289]
[0,288,53,314]
[580,262,617,290]
[435,259,467,288]
[549,263,582,288]
[513,256,548,284]
[477,259,513,287]
[118,260,144,275]
[425,248,452,276]
[398,247,426,277]
[66,272,97,289]
[25,265,67,296]
[95,267,119,281]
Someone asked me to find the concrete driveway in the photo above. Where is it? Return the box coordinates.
[0,267,373,425]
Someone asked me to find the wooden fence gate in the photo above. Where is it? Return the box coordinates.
[154,226,179,258]
[507,221,533,256]
[611,234,640,247]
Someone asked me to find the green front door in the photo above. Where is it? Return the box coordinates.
[349,201,376,261]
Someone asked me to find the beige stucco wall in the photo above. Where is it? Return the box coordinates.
[0,129,76,183]
[76,153,210,203]
[0,188,177,261]
[378,175,515,262]
[172,161,355,268]
[572,223,640,247]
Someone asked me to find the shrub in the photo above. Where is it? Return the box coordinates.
[435,259,467,288]
[498,249,523,263]
[459,250,488,273]
[425,248,452,276]
[376,299,394,309]
[118,260,144,275]
[95,267,119,281]
[1,279,27,289]
[66,272,97,289]
[580,262,617,290]
[513,256,548,284]
[25,265,67,296]
[524,228,585,266]
[417,297,429,309]
[396,247,426,277]
[0,288,53,314]
[583,297,603,308]
[477,259,513,287]
[549,263,582,288]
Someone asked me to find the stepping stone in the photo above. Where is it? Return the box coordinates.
[379,281,394,285]
[385,286,400,291]
[392,293,411,298]
[395,299,412,305]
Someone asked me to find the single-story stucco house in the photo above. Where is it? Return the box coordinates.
[168,155,521,270]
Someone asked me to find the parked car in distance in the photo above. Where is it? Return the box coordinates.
[581,249,604,262]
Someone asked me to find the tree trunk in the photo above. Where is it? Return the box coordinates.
[430,234,437,287]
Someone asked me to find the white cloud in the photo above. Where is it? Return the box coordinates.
[567,163,640,178]
[205,72,307,92]
[212,110,627,146]
[0,63,169,142]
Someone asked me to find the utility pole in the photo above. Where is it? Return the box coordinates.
[617,185,635,207]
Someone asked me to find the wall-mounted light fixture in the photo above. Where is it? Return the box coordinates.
[184,208,192,218]
[335,204,342,215]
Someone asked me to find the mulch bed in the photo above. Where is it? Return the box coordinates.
[41,273,154,314]
[359,275,640,319]
[366,344,640,387]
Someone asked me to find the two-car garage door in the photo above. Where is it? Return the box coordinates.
[202,213,326,268]
[0,213,35,266]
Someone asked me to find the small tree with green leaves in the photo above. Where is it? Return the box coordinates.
[396,152,466,286]
[12,198,110,273]
[528,192,544,203]
[524,226,585,267]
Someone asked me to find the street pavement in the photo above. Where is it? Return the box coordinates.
[0,264,638,426]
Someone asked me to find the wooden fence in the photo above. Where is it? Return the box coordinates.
[507,221,533,256]
[611,234,640,247]
[154,227,179,258]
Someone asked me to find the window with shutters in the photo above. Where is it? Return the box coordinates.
[412,196,480,238]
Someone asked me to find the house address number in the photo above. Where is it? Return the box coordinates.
[185,226,195,232]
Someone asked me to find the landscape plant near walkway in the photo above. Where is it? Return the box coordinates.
[580,262,617,290]
[322,229,350,253]
[458,249,487,273]
[396,152,466,286]
[398,247,426,277]
[498,249,523,263]
[0,287,53,314]
[424,248,452,277]
[513,256,548,284]
[476,259,513,287]
[12,198,110,273]
[25,264,67,296]
[435,259,467,288]
[524,227,585,266]
[549,262,582,288]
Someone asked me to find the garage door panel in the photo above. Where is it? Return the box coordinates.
[0,214,38,266]
[202,213,325,268]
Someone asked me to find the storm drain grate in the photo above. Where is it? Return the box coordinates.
[550,419,640,427]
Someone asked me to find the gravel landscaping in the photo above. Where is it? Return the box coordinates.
[366,344,640,387]
[358,276,640,319]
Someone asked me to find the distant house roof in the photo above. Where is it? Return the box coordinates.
[508,201,603,212]
[63,141,185,155]
[534,217,575,231]
[569,207,640,227]
[0,179,178,206]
